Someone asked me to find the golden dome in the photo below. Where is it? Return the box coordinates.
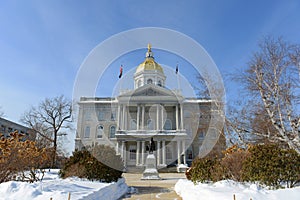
[135,44,164,74]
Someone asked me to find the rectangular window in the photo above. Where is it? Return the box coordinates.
[84,126,90,138]
[166,147,172,160]
[1,125,5,132]
[111,111,116,121]
[198,132,205,140]
[98,111,105,121]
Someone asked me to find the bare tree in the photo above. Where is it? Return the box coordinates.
[195,71,226,157]
[235,36,300,153]
[21,95,72,167]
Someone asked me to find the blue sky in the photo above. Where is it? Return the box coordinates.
[1,0,300,124]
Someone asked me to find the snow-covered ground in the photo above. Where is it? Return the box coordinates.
[175,179,300,200]
[0,169,128,200]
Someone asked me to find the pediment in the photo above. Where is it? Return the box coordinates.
[131,85,175,97]
[117,84,185,103]
[132,88,167,96]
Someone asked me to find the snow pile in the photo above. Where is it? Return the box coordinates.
[175,179,300,200]
[0,169,128,200]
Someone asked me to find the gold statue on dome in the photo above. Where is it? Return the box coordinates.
[147,43,152,52]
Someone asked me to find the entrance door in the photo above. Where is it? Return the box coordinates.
[127,145,136,166]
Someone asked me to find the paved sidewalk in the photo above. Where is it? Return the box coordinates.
[121,173,185,200]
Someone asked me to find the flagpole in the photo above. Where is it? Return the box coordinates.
[119,65,123,94]
[176,63,181,94]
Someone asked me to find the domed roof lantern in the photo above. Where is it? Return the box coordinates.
[134,44,166,89]
[136,44,164,74]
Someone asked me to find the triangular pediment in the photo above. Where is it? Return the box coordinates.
[117,84,184,103]
[120,84,175,97]
[133,87,172,97]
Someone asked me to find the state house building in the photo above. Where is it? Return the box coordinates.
[75,45,225,170]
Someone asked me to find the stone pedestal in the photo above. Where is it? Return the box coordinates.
[141,154,161,180]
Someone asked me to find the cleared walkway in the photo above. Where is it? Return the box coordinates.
[121,173,185,200]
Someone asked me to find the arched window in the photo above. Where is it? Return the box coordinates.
[147,119,154,130]
[147,79,153,84]
[138,80,142,87]
[157,80,162,87]
[130,119,137,130]
[96,125,104,138]
[84,126,90,138]
[164,119,172,130]
[109,125,116,138]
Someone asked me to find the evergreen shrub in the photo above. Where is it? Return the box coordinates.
[60,145,123,183]
[186,144,300,188]
[242,144,300,188]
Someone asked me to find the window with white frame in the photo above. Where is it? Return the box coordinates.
[109,125,116,138]
[198,131,205,140]
[98,111,105,121]
[138,80,142,87]
[147,119,154,130]
[164,119,172,130]
[157,80,162,86]
[96,125,104,138]
[130,119,137,130]
[147,79,153,84]
[84,126,90,138]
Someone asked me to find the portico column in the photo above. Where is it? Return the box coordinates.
[125,106,128,130]
[122,105,126,130]
[161,105,164,130]
[180,104,184,129]
[162,140,166,165]
[137,106,140,130]
[157,140,161,165]
[116,141,119,155]
[123,142,127,168]
[156,104,159,130]
[142,105,145,130]
[182,140,186,165]
[121,141,125,159]
[141,141,145,165]
[177,140,181,165]
[176,104,179,130]
[136,141,140,166]
[117,105,121,129]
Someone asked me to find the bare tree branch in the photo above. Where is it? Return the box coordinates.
[20,95,72,167]
[232,36,300,153]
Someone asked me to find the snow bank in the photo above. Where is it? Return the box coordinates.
[175,179,300,200]
[0,169,128,200]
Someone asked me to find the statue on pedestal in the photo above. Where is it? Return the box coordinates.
[146,137,156,154]
[141,137,161,180]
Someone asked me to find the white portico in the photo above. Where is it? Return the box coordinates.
[115,44,188,168]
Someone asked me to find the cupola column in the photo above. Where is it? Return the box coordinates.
[180,104,184,130]
[137,105,140,130]
[142,105,145,130]
[176,104,179,130]
[156,104,160,130]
